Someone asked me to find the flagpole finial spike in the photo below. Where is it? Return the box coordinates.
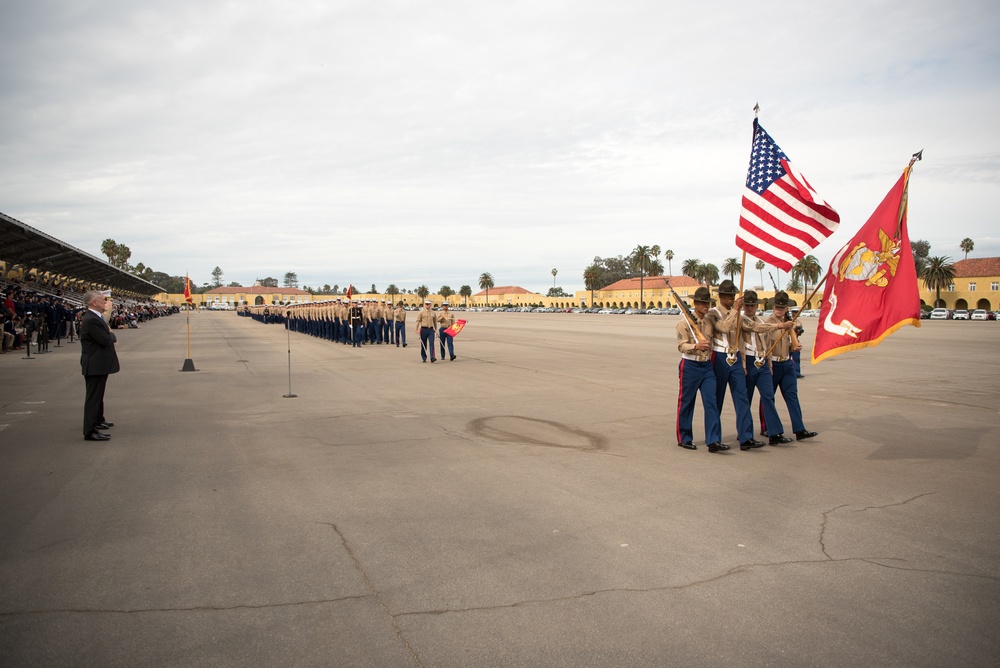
[913,149,923,161]
[753,102,760,118]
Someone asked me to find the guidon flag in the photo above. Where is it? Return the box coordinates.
[183,275,193,303]
[812,167,921,363]
[444,319,467,337]
[737,119,840,272]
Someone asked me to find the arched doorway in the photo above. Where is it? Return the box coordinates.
[977,298,992,310]
[255,296,264,306]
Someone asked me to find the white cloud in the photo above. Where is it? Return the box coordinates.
[2,0,998,291]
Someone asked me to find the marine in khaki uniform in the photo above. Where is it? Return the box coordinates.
[703,279,764,451]
[437,303,457,360]
[738,290,794,445]
[761,291,817,442]
[414,300,437,362]
[393,303,407,347]
[675,287,727,453]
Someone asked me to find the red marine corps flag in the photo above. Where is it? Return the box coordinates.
[812,154,923,363]
[737,117,840,272]
[346,284,353,301]
[183,275,193,304]
[444,319,467,337]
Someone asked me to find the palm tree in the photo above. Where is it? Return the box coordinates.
[756,260,765,289]
[439,285,454,304]
[416,285,430,301]
[922,256,956,307]
[701,263,720,287]
[631,244,653,309]
[664,249,674,276]
[722,257,742,282]
[960,237,974,260]
[101,238,117,264]
[792,254,822,306]
[386,284,400,305]
[551,268,558,289]
[583,266,601,307]
[479,272,494,307]
[681,258,700,279]
[459,285,472,307]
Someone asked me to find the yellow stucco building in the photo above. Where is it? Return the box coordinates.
[918,257,1000,310]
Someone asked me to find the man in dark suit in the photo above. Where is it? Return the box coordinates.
[80,290,120,441]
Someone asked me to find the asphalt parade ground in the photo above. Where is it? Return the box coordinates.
[2,311,998,667]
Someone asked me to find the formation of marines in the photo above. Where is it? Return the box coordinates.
[243,298,460,361]
[675,280,817,454]
[239,283,820,452]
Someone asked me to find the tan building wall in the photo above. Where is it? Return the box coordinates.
[918,276,1000,310]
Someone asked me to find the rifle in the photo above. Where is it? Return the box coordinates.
[664,279,708,347]
[764,272,800,357]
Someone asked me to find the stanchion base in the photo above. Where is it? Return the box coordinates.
[283,393,298,398]
[180,358,198,372]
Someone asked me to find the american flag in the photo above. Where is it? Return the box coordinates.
[736,119,839,272]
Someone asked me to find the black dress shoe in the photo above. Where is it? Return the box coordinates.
[95,422,114,429]
[769,434,792,445]
[707,442,730,453]
[740,439,765,450]
[451,355,457,361]
[760,429,767,437]
[84,431,111,441]
[795,430,818,441]
[677,442,697,450]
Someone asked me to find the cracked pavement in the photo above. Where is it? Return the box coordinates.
[1,312,998,666]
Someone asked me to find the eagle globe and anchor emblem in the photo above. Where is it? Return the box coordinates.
[823,228,902,339]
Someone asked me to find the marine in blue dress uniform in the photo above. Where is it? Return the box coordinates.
[761,291,818,442]
[739,290,794,445]
[675,287,727,453]
[704,279,765,451]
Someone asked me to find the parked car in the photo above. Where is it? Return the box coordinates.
[929,308,949,320]
[970,309,988,320]
[952,309,970,320]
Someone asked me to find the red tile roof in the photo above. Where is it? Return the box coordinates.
[474,285,534,296]
[953,258,1000,278]
[600,275,701,291]
[205,286,310,295]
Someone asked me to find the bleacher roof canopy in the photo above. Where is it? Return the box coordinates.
[1,211,164,296]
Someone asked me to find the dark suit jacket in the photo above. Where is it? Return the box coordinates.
[80,310,120,376]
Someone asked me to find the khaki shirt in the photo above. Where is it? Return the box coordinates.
[393,306,406,323]
[676,314,712,362]
[763,314,795,360]
[703,303,741,353]
[415,309,437,328]
[739,314,785,369]
[437,309,456,329]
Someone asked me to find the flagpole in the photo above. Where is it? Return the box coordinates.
[733,250,748,355]
[761,273,829,359]
[896,150,922,238]
[181,271,197,371]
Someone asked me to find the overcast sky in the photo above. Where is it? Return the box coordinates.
[2,0,998,293]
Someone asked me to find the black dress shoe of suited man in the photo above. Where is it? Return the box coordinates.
[95,422,114,429]
[740,439,765,450]
[706,442,730,453]
[769,434,792,445]
[85,431,111,441]
[677,442,697,450]
[795,430,817,441]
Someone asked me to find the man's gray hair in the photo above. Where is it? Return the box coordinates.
[83,290,104,307]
